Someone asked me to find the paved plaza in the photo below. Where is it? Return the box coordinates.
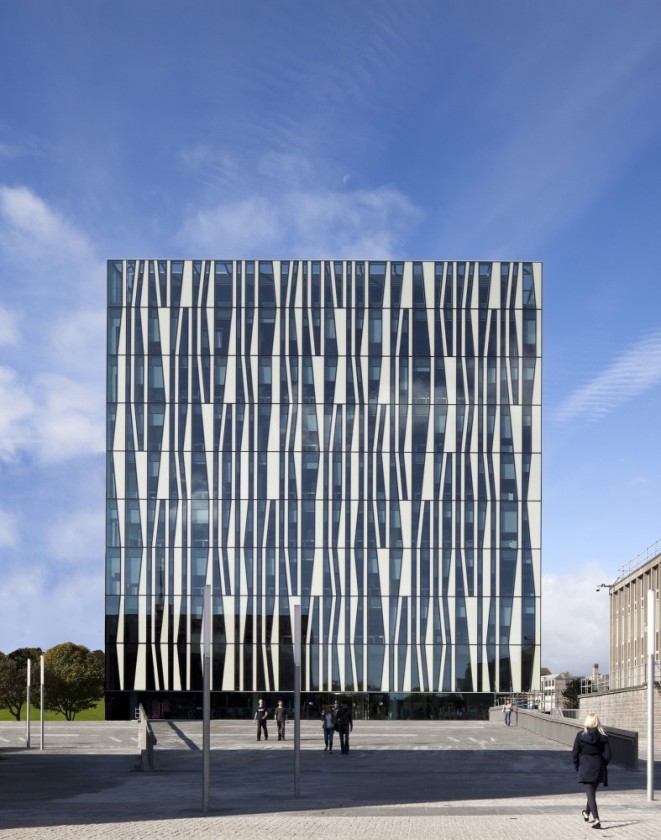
[1,718,659,838]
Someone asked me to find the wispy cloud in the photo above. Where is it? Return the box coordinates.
[436,18,661,255]
[0,366,35,461]
[0,123,45,160]
[48,508,104,563]
[0,560,103,653]
[0,186,97,273]
[178,152,420,257]
[49,307,105,378]
[0,186,106,463]
[0,507,18,548]
[556,331,661,423]
[0,367,104,464]
[0,184,107,650]
[33,374,105,463]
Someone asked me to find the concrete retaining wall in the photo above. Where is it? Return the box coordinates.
[489,706,638,770]
[578,684,661,734]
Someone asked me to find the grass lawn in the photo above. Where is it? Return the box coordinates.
[0,699,105,722]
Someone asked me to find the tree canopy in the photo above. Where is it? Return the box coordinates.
[561,677,582,710]
[0,647,43,720]
[0,653,24,720]
[43,643,104,721]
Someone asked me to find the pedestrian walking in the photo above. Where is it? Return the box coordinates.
[321,705,336,752]
[275,699,287,741]
[503,700,512,726]
[572,712,612,830]
[255,698,269,741]
[336,700,353,754]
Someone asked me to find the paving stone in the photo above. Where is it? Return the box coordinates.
[1,720,659,838]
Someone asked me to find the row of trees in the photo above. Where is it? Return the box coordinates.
[0,643,104,721]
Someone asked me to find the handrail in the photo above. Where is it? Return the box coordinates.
[137,703,157,771]
[613,537,661,584]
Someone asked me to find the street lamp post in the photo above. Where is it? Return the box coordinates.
[647,588,655,802]
[292,597,301,797]
[26,659,31,749]
[202,584,211,812]
[40,655,44,751]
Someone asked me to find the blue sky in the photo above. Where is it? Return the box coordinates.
[1,0,661,676]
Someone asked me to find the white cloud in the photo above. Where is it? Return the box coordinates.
[0,186,106,465]
[0,305,20,346]
[0,561,103,653]
[180,196,280,255]
[0,185,105,324]
[555,331,661,423]
[33,374,105,463]
[542,562,611,675]
[48,507,104,562]
[0,366,35,461]
[50,307,105,377]
[0,367,104,465]
[179,184,419,258]
[178,149,420,257]
[0,185,95,271]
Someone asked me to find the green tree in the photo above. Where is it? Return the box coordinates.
[0,648,42,720]
[9,647,43,674]
[562,677,582,710]
[0,653,25,720]
[43,643,104,721]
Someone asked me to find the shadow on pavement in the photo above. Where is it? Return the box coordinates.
[0,745,655,831]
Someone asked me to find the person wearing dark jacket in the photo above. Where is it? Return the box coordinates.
[275,700,287,740]
[336,701,353,754]
[255,699,269,741]
[572,713,612,829]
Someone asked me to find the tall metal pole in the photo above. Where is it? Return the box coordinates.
[202,584,211,812]
[40,655,45,751]
[647,588,655,801]
[292,596,301,797]
[26,658,31,748]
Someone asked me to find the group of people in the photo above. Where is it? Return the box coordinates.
[503,701,612,830]
[321,702,353,753]
[259,698,613,827]
[254,699,354,754]
[254,699,287,741]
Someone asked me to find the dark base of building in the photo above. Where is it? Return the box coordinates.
[105,690,496,721]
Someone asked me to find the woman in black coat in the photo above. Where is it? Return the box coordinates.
[572,713,612,829]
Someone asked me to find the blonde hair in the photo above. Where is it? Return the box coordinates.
[583,713,606,735]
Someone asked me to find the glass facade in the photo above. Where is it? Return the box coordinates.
[106,259,542,717]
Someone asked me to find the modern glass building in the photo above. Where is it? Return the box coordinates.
[106,259,542,719]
